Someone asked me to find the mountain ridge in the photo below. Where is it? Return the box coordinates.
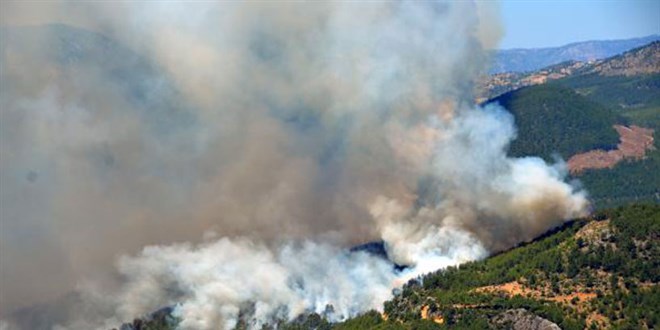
[491,34,660,74]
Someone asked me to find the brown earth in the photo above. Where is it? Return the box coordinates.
[475,281,596,308]
[567,125,655,173]
[476,281,614,328]
[476,281,535,297]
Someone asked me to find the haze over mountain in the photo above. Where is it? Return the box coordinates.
[491,34,660,73]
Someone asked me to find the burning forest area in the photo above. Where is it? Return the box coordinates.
[7,1,656,330]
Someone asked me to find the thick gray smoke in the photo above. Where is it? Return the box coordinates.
[0,2,587,329]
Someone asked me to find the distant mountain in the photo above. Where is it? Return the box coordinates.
[491,35,660,74]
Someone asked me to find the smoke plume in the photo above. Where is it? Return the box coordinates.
[0,1,587,329]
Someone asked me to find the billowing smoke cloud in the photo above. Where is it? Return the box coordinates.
[0,1,586,329]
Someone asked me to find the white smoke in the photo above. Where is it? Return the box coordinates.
[113,240,396,330]
[93,105,586,330]
[0,1,588,329]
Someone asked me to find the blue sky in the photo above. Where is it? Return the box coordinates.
[499,0,660,49]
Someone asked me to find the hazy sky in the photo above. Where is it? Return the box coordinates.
[499,0,660,49]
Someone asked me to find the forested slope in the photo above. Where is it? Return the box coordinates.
[490,84,621,161]
[333,204,660,330]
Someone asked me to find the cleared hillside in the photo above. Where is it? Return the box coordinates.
[578,138,660,209]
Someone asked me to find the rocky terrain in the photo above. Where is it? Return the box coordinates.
[491,309,560,330]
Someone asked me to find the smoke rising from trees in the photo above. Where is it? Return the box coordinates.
[0,2,586,329]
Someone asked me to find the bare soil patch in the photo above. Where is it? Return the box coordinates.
[476,281,596,307]
[568,125,654,173]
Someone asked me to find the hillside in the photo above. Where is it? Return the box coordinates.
[490,35,660,74]
[490,83,657,208]
[350,203,660,330]
[491,81,658,208]
[120,204,660,330]
[554,46,660,208]
[478,41,660,102]
[567,125,655,174]
[558,42,660,126]
[586,41,660,77]
[489,84,621,161]
[477,60,593,103]
[484,42,660,209]
[577,137,660,209]
[559,74,660,129]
